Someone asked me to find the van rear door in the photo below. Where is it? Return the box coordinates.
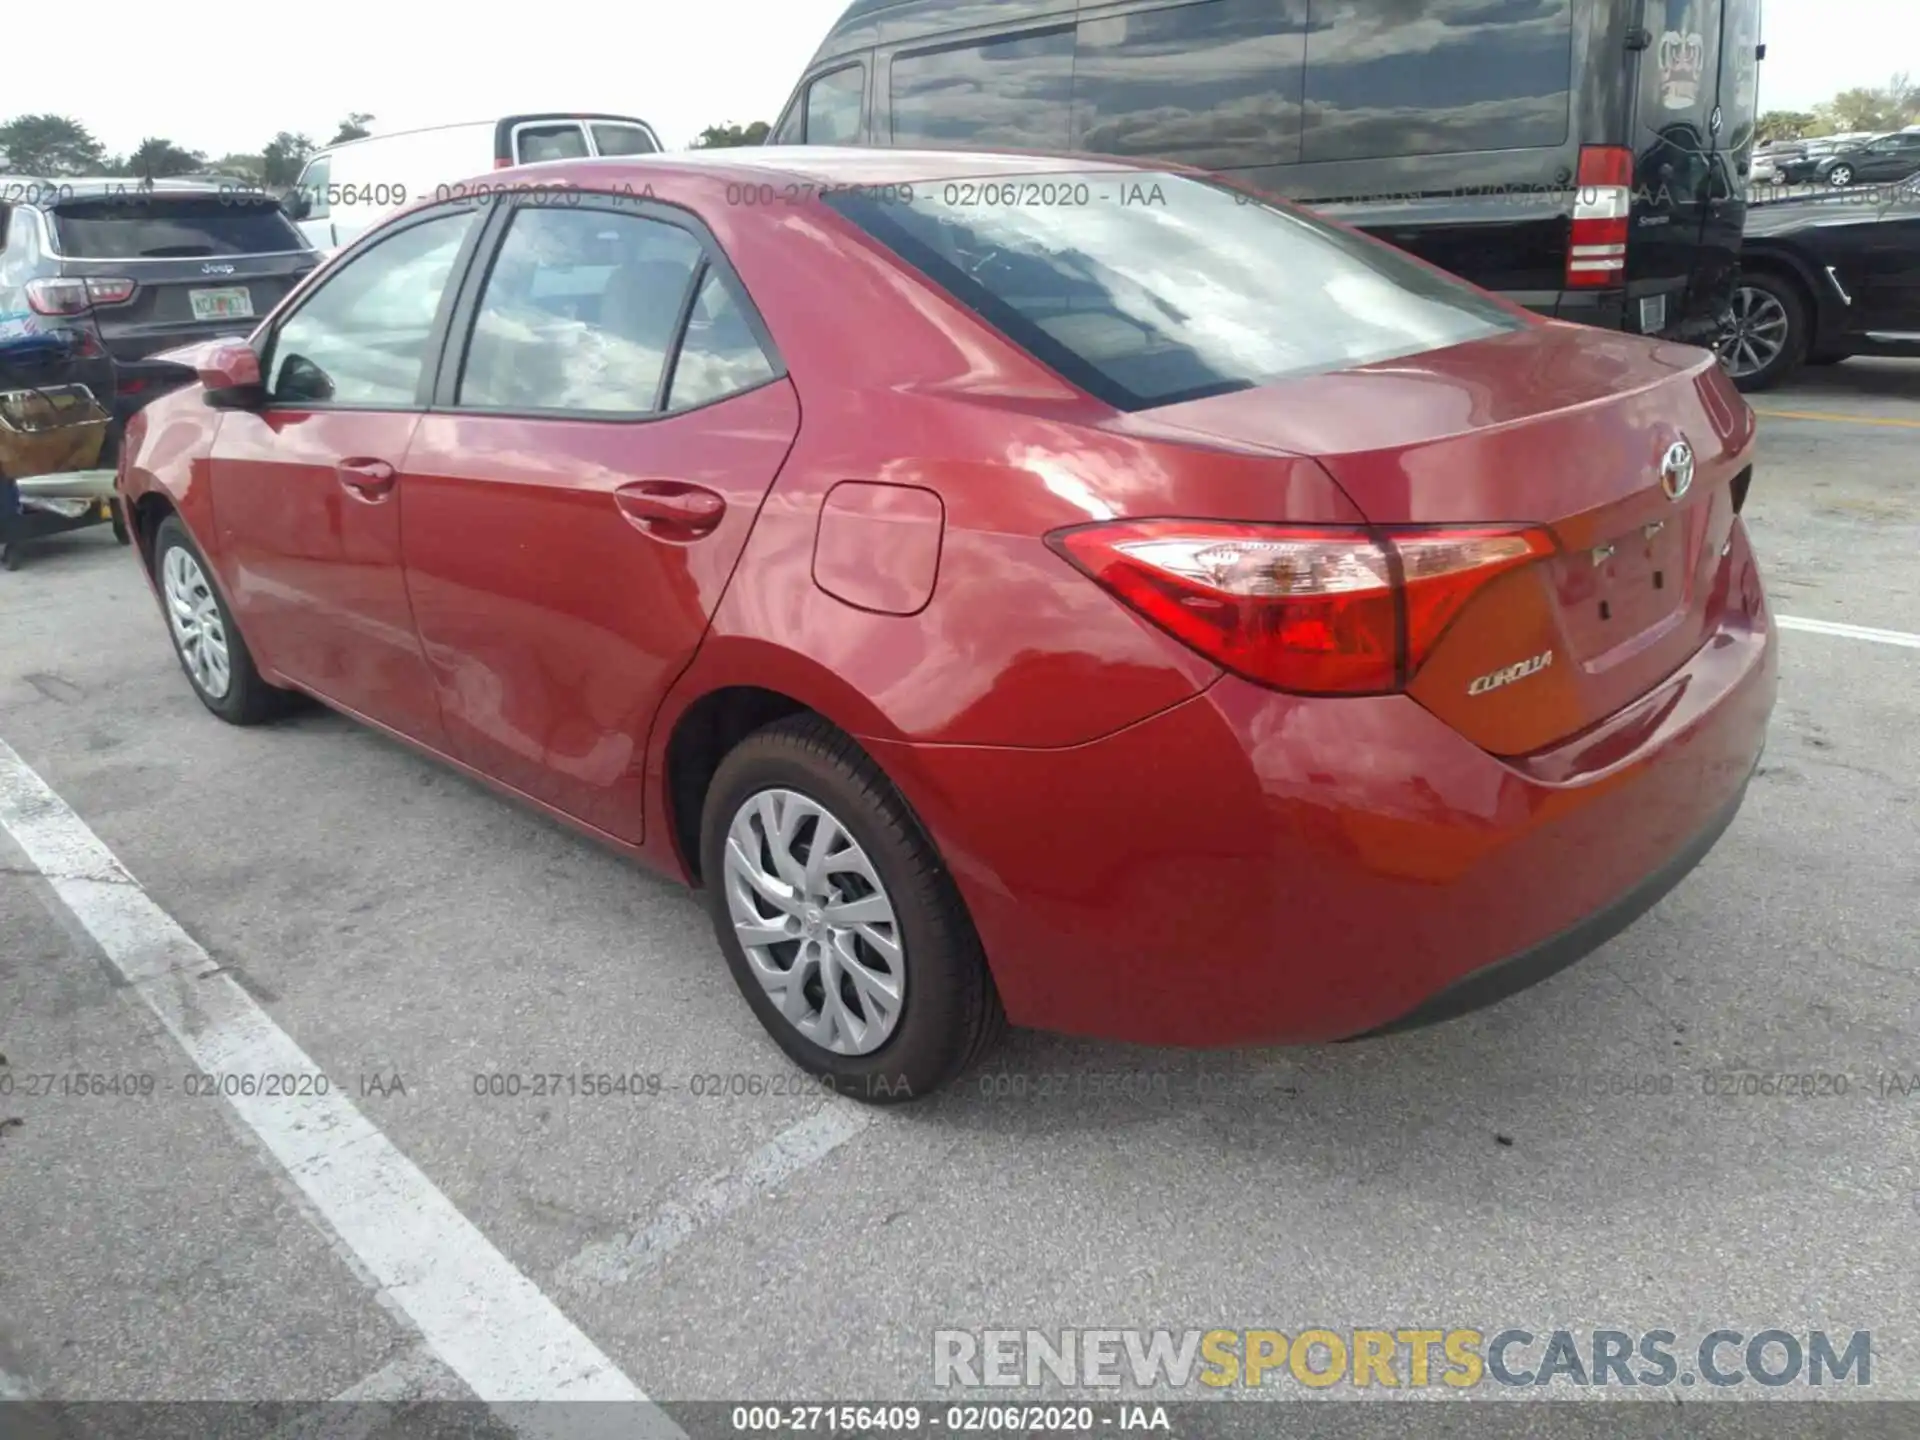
[1627,0,1759,343]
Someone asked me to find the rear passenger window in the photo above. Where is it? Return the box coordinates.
[666,269,777,411]
[457,207,703,414]
[890,28,1076,149]
[1072,0,1310,169]
[1302,0,1574,163]
[804,65,867,144]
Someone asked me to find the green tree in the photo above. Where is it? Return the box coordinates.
[692,121,770,148]
[1756,111,1817,144]
[330,113,375,144]
[0,113,107,175]
[1814,73,1919,134]
[261,131,316,187]
[130,137,209,179]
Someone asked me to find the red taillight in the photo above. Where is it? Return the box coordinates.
[494,156,513,169]
[1567,145,1634,290]
[1048,521,1556,696]
[25,276,135,315]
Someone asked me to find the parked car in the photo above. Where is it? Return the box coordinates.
[1721,169,1920,388]
[286,114,664,255]
[0,177,320,461]
[771,0,1764,348]
[1777,133,1893,185]
[1800,131,1920,189]
[118,149,1776,1100]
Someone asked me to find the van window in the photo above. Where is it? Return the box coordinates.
[1072,0,1310,169]
[1302,0,1574,164]
[592,123,660,156]
[825,172,1520,412]
[804,64,867,144]
[516,122,591,164]
[890,29,1075,149]
[298,156,332,220]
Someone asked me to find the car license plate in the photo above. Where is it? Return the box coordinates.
[190,287,253,322]
[1639,294,1668,335]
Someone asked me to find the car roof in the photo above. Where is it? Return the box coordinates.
[495,145,1152,190]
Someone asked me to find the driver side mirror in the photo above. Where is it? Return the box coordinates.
[198,342,267,410]
[282,188,313,222]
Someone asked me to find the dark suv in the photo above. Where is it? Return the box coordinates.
[0,177,320,462]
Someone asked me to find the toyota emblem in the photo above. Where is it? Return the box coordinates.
[1660,439,1696,501]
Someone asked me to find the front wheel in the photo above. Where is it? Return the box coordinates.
[700,715,1004,1103]
[152,516,292,724]
[1827,164,1855,188]
[1717,276,1806,392]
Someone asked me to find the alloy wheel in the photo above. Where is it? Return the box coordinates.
[720,787,906,1055]
[1828,164,1854,187]
[162,545,232,700]
[1716,285,1791,381]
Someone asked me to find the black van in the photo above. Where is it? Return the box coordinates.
[771,0,1763,346]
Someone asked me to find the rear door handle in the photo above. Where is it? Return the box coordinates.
[614,480,726,540]
[336,457,396,500]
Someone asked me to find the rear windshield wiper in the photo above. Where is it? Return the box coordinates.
[139,245,218,258]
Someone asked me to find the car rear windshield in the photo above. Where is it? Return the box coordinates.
[51,197,305,259]
[825,172,1523,411]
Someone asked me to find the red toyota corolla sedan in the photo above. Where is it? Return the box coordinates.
[118,148,1776,1101]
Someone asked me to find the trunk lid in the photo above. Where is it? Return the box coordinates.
[1138,322,1758,755]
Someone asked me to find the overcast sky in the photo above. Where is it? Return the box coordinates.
[5,0,1914,159]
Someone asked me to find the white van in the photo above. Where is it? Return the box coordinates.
[287,113,663,254]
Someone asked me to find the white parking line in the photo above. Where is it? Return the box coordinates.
[560,1103,875,1293]
[1777,615,1920,649]
[0,736,681,1440]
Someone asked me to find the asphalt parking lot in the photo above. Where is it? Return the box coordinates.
[1,360,1916,1435]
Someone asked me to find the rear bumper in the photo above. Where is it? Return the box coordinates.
[872,537,1777,1048]
[1348,756,1754,1039]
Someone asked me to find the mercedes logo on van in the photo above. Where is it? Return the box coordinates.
[201,262,236,276]
[1660,439,1696,501]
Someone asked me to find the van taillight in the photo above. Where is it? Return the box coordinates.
[494,156,513,169]
[1567,145,1634,289]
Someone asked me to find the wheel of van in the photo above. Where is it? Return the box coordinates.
[1826,163,1855,188]
[699,714,1004,1104]
[1718,275,1806,392]
[152,516,291,725]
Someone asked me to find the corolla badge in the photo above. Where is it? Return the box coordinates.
[201,262,236,275]
[1468,651,1554,697]
[1661,439,1696,501]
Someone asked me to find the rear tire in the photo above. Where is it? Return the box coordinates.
[699,714,1004,1103]
[1720,274,1807,393]
[152,516,291,725]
